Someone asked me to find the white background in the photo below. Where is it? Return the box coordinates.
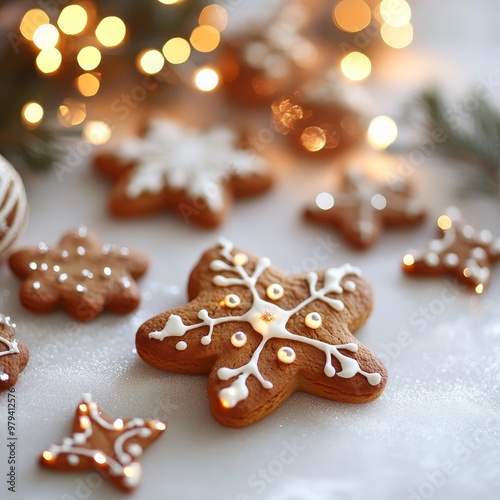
[1,1,499,499]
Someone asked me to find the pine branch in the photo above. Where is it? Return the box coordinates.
[406,88,500,196]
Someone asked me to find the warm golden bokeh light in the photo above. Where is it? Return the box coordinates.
[36,48,62,73]
[77,46,102,70]
[403,254,415,267]
[58,98,87,127]
[76,73,101,97]
[137,49,165,74]
[190,25,220,53]
[93,452,106,464]
[301,126,327,152]
[437,215,452,230]
[95,16,126,47]
[32,24,60,50]
[367,115,398,150]
[199,4,228,32]
[194,67,219,91]
[380,22,414,48]
[57,5,88,35]
[475,284,484,294]
[83,121,112,144]
[20,9,50,41]
[334,0,371,33]
[380,0,412,28]
[158,0,183,4]
[340,51,371,81]
[162,37,191,64]
[22,102,44,126]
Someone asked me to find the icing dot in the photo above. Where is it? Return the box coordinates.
[479,230,493,243]
[120,277,131,289]
[0,373,9,381]
[224,294,241,308]
[444,253,459,267]
[101,244,113,255]
[76,284,87,293]
[93,452,106,464]
[29,262,37,270]
[59,273,68,283]
[67,454,80,465]
[231,331,247,348]
[77,225,88,237]
[120,247,130,256]
[343,280,356,292]
[33,281,41,290]
[475,283,484,294]
[38,242,49,253]
[82,269,94,278]
[324,365,336,377]
[127,444,143,457]
[277,346,296,364]
[471,247,487,261]
[73,433,86,444]
[113,419,124,430]
[233,253,248,266]
[201,335,211,345]
[424,252,440,267]
[428,240,442,252]
[305,312,322,329]
[266,283,284,300]
[40,263,48,271]
[61,250,69,259]
[370,193,387,211]
[53,265,60,272]
[176,341,187,351]
[77,246,86,256]
[462,225,475,239]
[103,267,112,276]
[139,428,152,438]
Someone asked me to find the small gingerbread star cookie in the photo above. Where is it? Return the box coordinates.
[402,207,500,293]
[136,239,387,428]
[94,119,273,228]
[0,314,29,391]
[305,170,426,249]
[40,394,166,492]
[9,226,149,321]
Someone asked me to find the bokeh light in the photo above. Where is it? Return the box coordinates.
[20,9,50,40]
[22,102,44,126]
[158,0,184,4]
[380,22,413,48]
[340,51,371,81]
[316,192,334,211]
[190,25,220,53]
[83,121,112,144]
[58,98,87,127]
[77,46,102,70]
[137,49,165,74]
[57,5,88,35]
[162,37,191,64]
[199,4,228,32]
[380,0,412,28]
[437,215,452,230]
[367,115,398,149]
[334,0,371,33]
[301,127,327,152]
[32,24,60,50]
[95,16,126,47]
[194,67,219,91]
[76,73,101,97]
[36,48,62,73]
[402,254,415,267]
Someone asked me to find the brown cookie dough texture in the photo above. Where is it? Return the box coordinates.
[9,226,149,322]
[136,239,387,428]
[305,170,426,249]
[0,315,29,391]
[403,206,500,293]
[0,155,28,260]
[94,119,273,229]
[40,393,166,493]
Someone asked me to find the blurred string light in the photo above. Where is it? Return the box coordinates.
[95,17,126,47]
[367,115,398,149]
[20,9,50,40]
[194,67,219,91]
[32,24,59,50]
[58,98,87,127]
[77,46,101,71]
[22,102,44,126]
[36,48,62,74]
[162,37,191,64]
[57,5,88,35]
[334,0,371,32]
[76,73,101,97]
[137,49,165,75]
[83,121,112,144]
[340,51,371,81]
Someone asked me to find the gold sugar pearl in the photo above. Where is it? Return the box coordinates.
[224,294,241,308]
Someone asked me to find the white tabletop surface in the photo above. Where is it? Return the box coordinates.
[1,1,499,499]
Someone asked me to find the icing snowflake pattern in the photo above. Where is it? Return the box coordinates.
[149,239,381,409]
[117,119,268,212]
[0,314,28,389]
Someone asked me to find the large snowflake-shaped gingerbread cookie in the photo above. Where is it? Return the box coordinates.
[305,170,426,249]
[136,239,387,428]
[9,226,149,321]
[95,119,273,228]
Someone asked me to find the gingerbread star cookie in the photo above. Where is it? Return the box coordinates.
[402,207,500,293]
[136,239,387,428]
[0,315,29,391]
[305,170,426,249]
[9,226,149,322]
[40,394,166,492]
[94,119,273,229]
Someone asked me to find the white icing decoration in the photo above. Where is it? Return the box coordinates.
[231,331,247,348]
[277,346,296,364]
[0,316,20,372]
[266,283,284,300]
[342,280,356,292]
[33,281,41,290]
[0,156,27,258]
[116,119,268,213]
[42,394,164,488]
[444,253,459,267]
[149,238,381,409]
[175,341,187,351]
